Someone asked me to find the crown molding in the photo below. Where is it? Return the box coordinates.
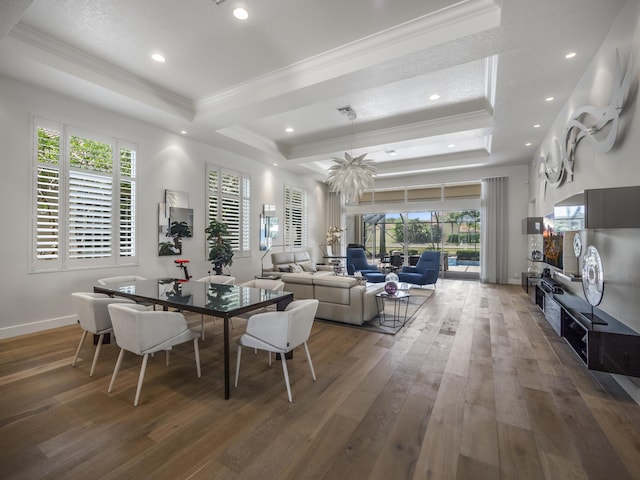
[9,23,194,119]
[286,110,493,162]
[195,0,501,118]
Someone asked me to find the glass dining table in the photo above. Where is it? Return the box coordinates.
[94,278,293,399]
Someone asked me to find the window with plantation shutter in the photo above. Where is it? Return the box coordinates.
[119,146,136,257]
[283,184,308,249]
[206,164,250,258]
[31,118,138,271]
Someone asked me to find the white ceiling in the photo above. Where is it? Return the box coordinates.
[0,0,626,182]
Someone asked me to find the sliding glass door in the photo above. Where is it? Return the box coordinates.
[360,209,480,280]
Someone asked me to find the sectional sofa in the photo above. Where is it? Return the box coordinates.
[262,251,333,277]
[281,273,383,325]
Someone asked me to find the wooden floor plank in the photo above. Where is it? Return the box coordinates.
[0,280,638,479]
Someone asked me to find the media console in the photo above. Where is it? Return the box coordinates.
[533,278,640,378]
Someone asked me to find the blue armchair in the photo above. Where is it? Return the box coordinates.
[397,251,440,286]
[346,248,379,276]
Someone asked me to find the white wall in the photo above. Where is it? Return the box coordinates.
[0,75,327,338]
[528,0,640,332]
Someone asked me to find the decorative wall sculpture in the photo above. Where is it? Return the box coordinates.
[539,50,633,195]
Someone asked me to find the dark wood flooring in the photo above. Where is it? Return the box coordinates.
[1,280,639,479]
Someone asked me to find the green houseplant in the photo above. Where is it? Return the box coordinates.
[205,219,234,275]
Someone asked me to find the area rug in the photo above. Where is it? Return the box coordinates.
[316,287,434,335]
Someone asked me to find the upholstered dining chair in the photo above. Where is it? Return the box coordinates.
[195,275,237,339]
[71,292,135,376]
[195,275,235,285]
[107,303,201,406]
[96,275,155,309]
[238,278,285,292]
[234,299,319,402]
[96,275,146,286]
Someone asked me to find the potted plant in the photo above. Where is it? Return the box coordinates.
[205,219,234,275]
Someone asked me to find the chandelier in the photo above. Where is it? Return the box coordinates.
[326,106,376,204]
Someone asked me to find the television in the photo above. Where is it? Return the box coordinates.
[543,214,563,270]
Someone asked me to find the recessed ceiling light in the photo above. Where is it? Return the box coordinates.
[273,163,278,166]
[565,52,577,59]
[384,149,397,156]
[180,130,187,135]
[448,144,455,148]
[233,7,248,19]
[429,94,440,101]
[151,53,166,63]
[525,142,532,146]
[285,127,294,133]
[545,96,555,102]
[533,124,541,128]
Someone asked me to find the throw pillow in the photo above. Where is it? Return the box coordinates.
[298,261,317,272]
[289,264,304,273]
[278,265,293,272]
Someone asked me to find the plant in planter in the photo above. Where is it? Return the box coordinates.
[205,219,234,275]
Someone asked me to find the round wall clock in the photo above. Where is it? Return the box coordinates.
[582,245,604,307]
[573,233,582,257]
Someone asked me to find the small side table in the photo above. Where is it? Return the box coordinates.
[375,291,411,327]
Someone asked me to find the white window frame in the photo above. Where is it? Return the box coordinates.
[283,184,308,249]
[31,117,138,272]
[205,163,251,258]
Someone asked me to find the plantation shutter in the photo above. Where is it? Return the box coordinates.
[31,118,138,271]
[242,176,251,252]
[34,123,62,269]
[206,164,250,257]
[284,184,308,249]
[119,145,136,257]
[221,171,240,250]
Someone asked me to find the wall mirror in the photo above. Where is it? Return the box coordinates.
[260,204,278,250]
[159,190,192,256]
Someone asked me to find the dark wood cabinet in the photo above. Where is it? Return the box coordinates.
[535,284,640,378]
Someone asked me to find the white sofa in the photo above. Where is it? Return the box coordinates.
[263,251,333,278]
[281,273,383,325]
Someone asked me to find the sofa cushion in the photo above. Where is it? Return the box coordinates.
[312,276,357,288]
[281,273,315,285]
[289,264,304,273]
[293,251,312,263]
[271,252,296,265]
[298,260,317,272]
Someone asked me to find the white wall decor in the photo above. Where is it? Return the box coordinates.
[540,50,633,195]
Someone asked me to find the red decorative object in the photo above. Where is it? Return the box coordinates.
[174,259,191,282]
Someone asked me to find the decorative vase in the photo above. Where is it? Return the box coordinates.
[384,272,399,294]
[326,245,333,257]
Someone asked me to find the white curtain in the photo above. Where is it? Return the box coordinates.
[480,176,509,284]
[325,192,342,255]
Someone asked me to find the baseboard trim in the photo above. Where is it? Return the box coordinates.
[0,315,77,339]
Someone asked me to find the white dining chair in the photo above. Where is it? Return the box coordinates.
[96,275,155,310]
[195,275,235,284]
[238,278,285,292]
[194,275,237,339]
[107,303,202,406]
[71,292,136,376]
[235,299,319,402]
[96,275,147,286]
